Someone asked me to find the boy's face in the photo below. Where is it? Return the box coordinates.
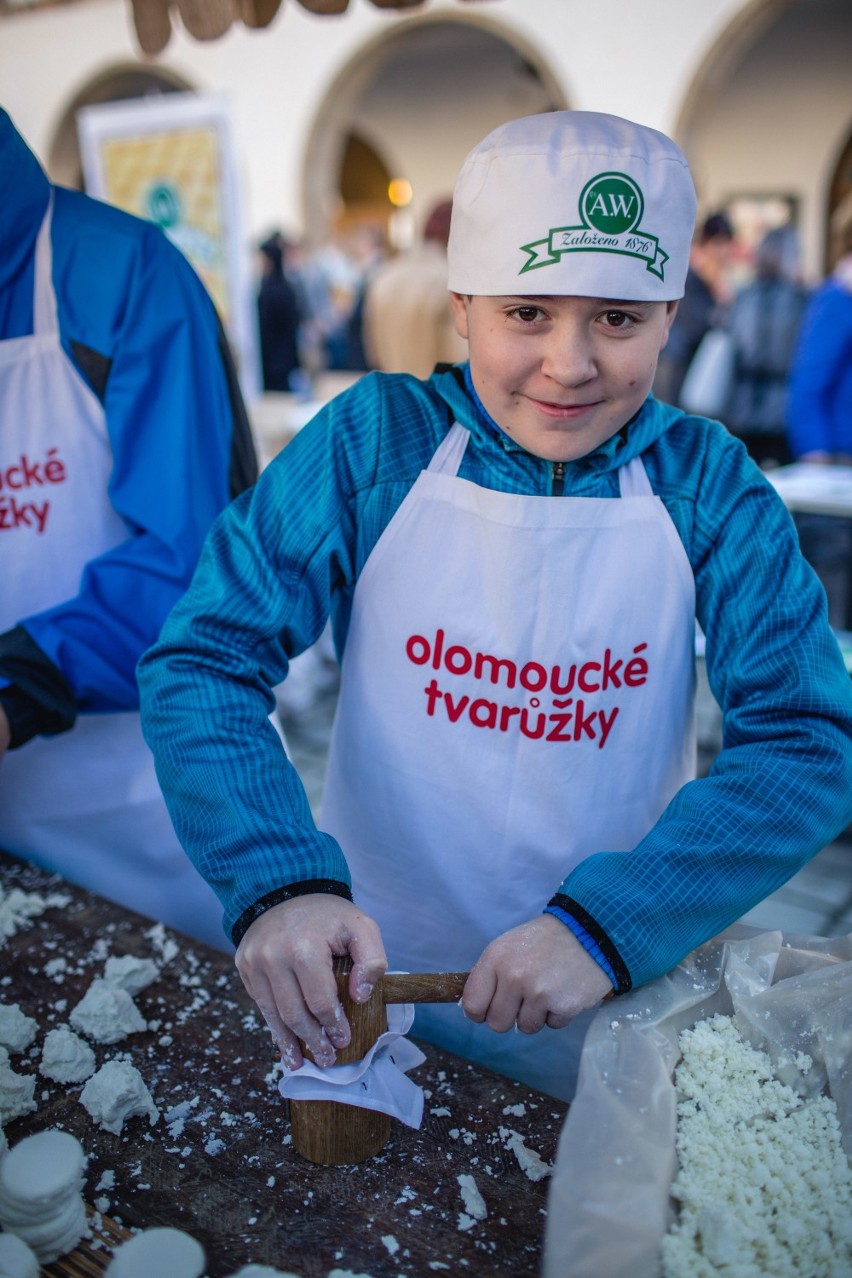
[450,293,678,464]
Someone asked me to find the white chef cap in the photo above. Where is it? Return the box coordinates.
[447,111,697,302]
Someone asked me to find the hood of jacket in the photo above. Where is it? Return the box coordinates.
[428,361,683,476]
[0,109,51,303]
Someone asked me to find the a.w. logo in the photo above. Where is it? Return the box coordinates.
[519,170,669,280]
[581,173,643,235]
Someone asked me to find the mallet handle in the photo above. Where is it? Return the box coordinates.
[381,971,469,1004]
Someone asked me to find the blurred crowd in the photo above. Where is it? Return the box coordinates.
[255,193,852,477]
[654,195,852,471]
[254,195,464,397]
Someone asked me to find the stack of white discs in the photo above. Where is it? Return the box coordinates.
[0,1129,87,1263]
[105,1226,206,1277]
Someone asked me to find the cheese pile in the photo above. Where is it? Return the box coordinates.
[661,1013,852,1277]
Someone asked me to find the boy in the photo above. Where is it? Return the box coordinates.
[139,112,852,1101]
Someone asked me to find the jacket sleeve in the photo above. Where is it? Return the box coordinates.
[0,191,257,732]
[557,428,852,991]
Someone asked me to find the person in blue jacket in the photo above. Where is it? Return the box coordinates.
[0,107,257,948]
[139,111,852,1100]
[787,193,852,463]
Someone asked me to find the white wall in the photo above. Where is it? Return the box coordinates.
[0,0,749,241]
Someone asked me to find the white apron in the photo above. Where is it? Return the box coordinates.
[322,422,696,1099]
[0,201,227,949]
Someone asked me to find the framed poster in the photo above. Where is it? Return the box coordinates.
[77,92,259,396]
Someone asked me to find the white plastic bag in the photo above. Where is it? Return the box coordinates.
[679,328,736,418]
[542,926,852,1278]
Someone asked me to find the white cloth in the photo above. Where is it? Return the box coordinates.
[278,1004,426,1128]
[321,422,696,1100]
[0,201,226,949]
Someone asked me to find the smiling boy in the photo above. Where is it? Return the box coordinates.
[139,112,852,1101]
[451,293,677,462]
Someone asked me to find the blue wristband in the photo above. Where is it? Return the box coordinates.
[544,903,617,986]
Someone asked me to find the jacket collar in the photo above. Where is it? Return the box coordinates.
[430,361,679,474]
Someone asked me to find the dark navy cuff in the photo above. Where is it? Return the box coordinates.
[231,879,353,947]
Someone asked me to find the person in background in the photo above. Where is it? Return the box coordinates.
[653,210,735,406]
[256,231,304,393]
[363,197,468,379]
[139,111,852,1101]
[0,107,258,949]
[785,194,852,631]
[724,224,808,469]
[340,223,388,374]
[787,192,852,464]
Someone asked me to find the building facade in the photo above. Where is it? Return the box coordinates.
[2,0,851,344]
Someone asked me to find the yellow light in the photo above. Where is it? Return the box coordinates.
[388,178,413,208]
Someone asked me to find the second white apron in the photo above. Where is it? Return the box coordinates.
[0,200,227,949]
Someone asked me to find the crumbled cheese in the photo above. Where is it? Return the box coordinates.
[499,1127,552,1182]
[456,1172,487,1223]
[0,886,70,945]
[661,1013,852,1278]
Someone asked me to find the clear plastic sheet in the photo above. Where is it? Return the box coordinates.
[542,926,852,1278]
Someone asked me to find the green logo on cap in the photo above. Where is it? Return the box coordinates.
[519,170,668,279]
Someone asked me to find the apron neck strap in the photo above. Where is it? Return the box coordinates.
[33,193,58,337]
[617,454,653,497]
[427,422,470,476]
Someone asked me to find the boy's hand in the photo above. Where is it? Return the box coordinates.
[462,914,613,1033]
[234,894,386,1071]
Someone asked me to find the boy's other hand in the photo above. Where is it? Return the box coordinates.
[462,914,613,1033]
[234,894,386,1071]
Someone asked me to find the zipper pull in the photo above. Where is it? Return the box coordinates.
[552,460,566,496]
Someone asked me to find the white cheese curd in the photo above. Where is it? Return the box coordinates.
[0,1060,37,1124]
[39,1026,96,1084]
[661,1013,852,1278]
[69,979,146,1044]
[103,955,160,995]
[0,1003,38,1053]
[79,1059,159,1135]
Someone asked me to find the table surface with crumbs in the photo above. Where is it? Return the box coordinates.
[0,850,567,1278]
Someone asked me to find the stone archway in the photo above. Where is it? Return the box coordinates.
[48,64,193,190]
[301,11,566,250]
[673,0,852,282]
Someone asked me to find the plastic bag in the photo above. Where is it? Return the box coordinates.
[542,926,852,1278]
[679,328,736,418]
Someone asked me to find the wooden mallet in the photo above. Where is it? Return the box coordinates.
[289,958,468,1165]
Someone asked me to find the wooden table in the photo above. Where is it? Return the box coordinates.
[0,851,566,1277]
